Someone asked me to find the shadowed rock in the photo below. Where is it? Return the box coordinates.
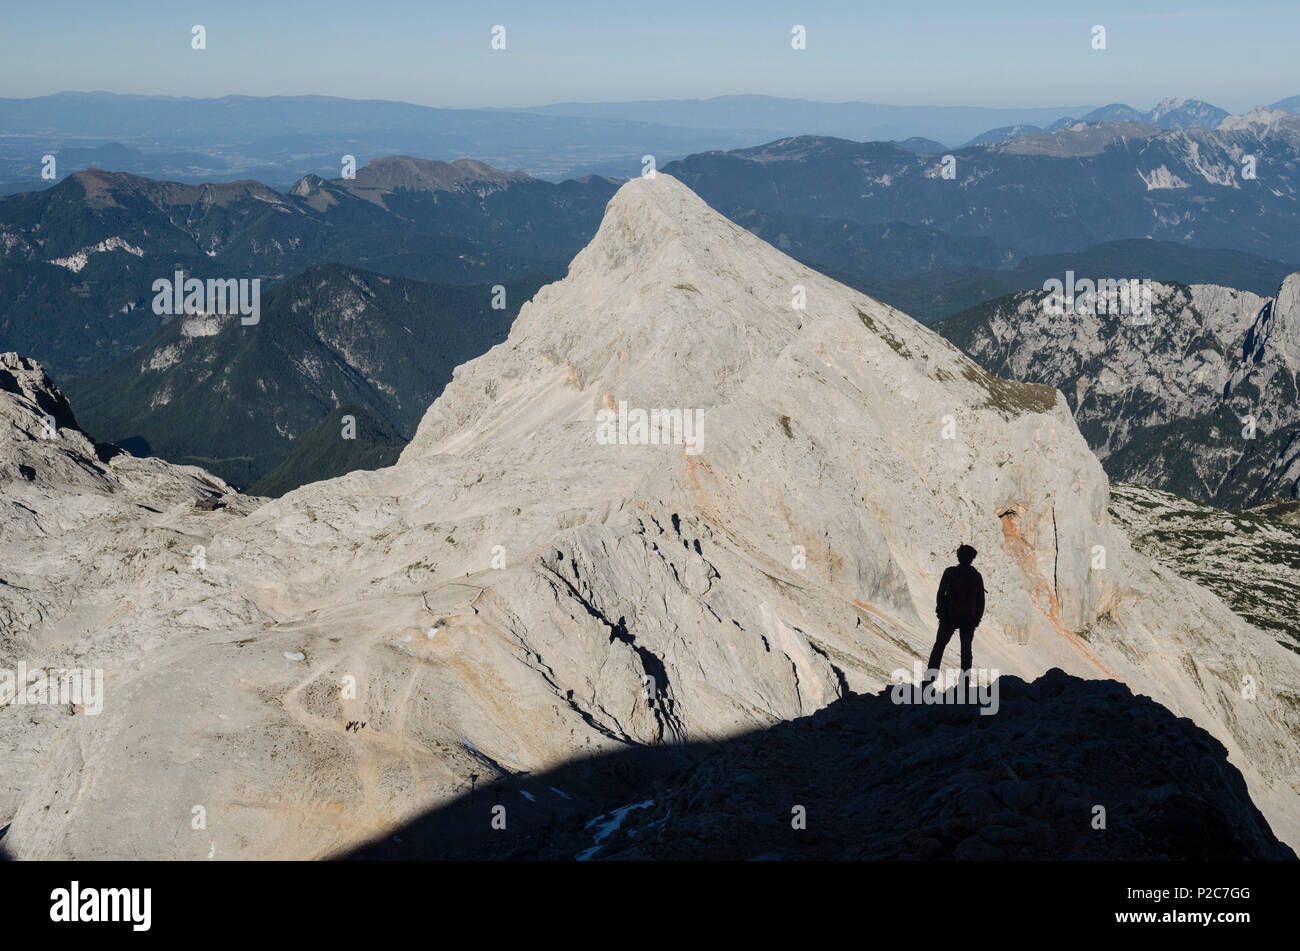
[346,670,1296,862]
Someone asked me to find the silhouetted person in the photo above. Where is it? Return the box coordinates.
[926,544,985,683]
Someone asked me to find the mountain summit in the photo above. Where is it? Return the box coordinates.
[3,175,1298,859]
[320,156,533,207]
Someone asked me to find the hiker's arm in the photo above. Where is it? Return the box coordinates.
[936,569,950,616]
[977,579,985,623]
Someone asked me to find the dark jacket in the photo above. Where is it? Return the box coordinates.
[936,564,985,627]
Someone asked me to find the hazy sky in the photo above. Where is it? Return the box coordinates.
[1,0,1295,111]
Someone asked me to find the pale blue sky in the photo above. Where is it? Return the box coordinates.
[1,0,1295,111]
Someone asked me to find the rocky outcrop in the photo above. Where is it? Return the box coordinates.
[0,352,261,824]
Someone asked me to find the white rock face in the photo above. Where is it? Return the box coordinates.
[46,236,146,272]
[1269,273,1300,385]
[1217,107,1296,134]
[946,276,1300,506]
[3,177,1299,859]
[1138,165,1191,190]
[0,352,258,825]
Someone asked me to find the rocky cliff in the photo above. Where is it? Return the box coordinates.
[939,276,1300,507]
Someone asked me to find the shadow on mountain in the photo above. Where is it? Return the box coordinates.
[343,669,1296,861]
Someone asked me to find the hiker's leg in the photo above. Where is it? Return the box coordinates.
[927,623,956,676]
[959,627,974,675]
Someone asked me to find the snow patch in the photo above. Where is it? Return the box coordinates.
[577,799,654,860]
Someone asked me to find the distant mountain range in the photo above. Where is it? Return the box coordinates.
[531,95,1300,151]
[6,111,1300,386]
[0,91,1103,190]
[891,137,949,155]
[64,263,540,490]
[6,92,1294,194]
[1085,97,1230,130]
[962,124,1045,148]
[0,157,616,377]
[960,96,1300,148]
[0,92,763,188]
[663,111,1300,266]
[512,94,1095,146]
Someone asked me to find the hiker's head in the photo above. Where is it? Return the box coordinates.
[956,544,977,565]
